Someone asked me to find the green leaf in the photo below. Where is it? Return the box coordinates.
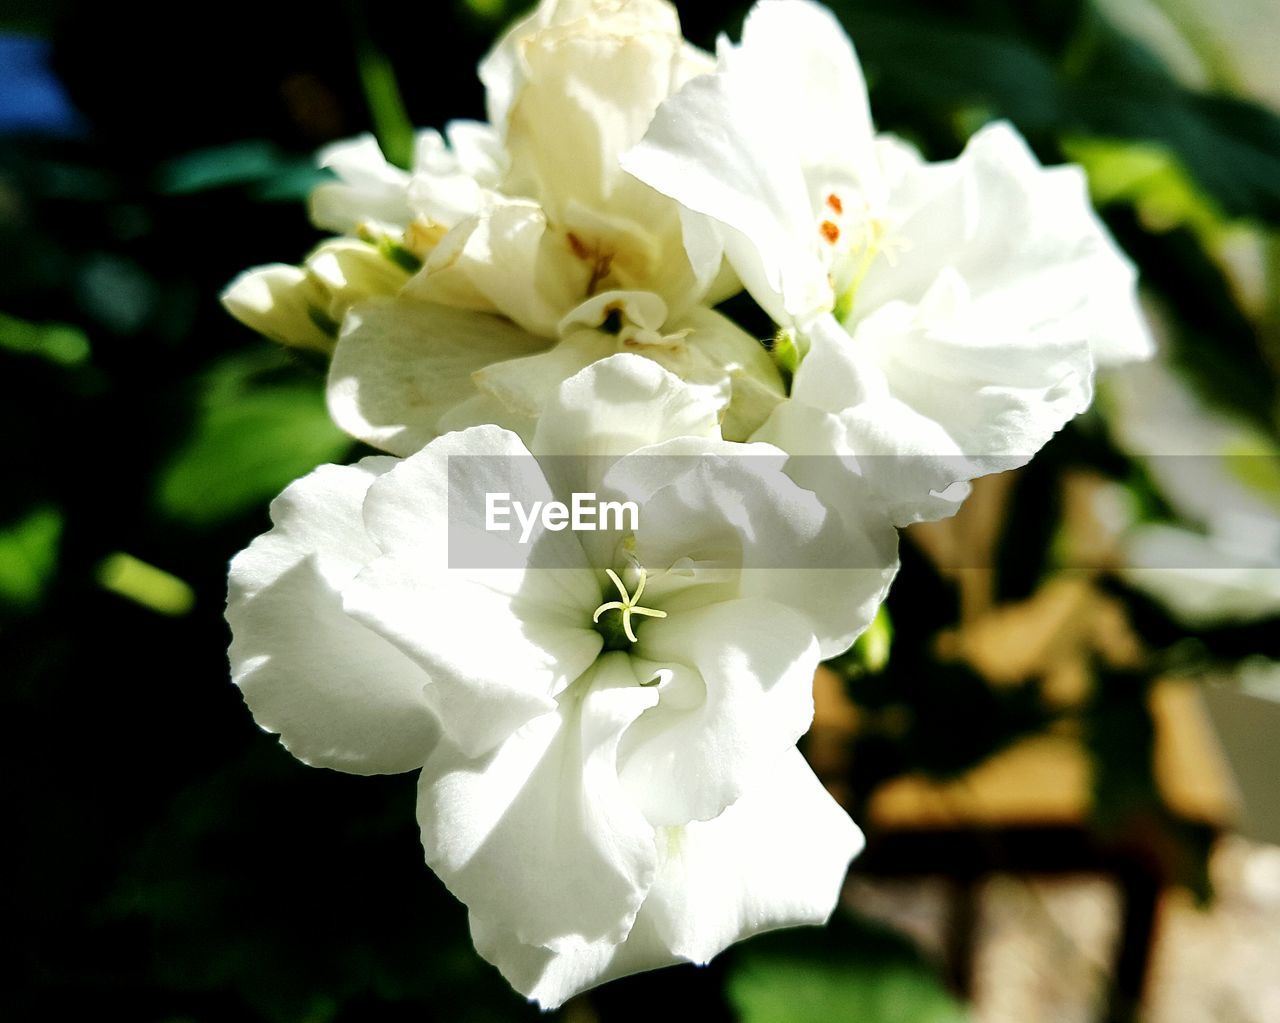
[0,311,90,365]
[96,552,196,617]
[346,2,415,169]
[1060,137,1224,239]
[828,4,1280,225]
[0,505,62,609]
[155,141,322,197]
[728,912,969,1023]
[154,353,352,527]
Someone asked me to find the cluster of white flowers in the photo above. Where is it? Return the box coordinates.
[223,0,1152,1007]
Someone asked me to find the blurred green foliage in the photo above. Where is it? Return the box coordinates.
[729,915,968,1023]
[0,505,62,609]
[154,351,352,527]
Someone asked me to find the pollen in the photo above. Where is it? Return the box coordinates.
[820,220,841,244]
[826,193,843,215]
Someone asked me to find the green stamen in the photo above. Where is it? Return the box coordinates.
[592,566,667,649]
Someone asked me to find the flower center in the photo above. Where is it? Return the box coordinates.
[592,566,667,652]
[817,190,910,322]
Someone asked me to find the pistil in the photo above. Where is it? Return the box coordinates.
[592,566,667,649]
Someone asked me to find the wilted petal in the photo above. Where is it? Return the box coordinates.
[502,0,689,228]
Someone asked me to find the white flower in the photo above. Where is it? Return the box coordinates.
[227,354,897,1006]
[626,0,886,331]
[220,238,413,354]
[222,124,506,352]
[323,0,784,453]
[224,1,784,446]
[310,127,507,249]
[624,0,1154,524]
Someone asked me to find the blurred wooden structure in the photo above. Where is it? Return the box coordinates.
[809,473,1241,1022]
[812,663,1237,1023]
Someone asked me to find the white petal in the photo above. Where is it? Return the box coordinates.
[500,0,686,229]
[1122,524,1280,626]
[220,264,334,353]
[734,0,881,194]
[469,905,677,1011]
[778,270,1094,524]
[471,290,677,424]
[473,331,614,423]
[679,204,737,305]
[625,69,823,326]
[473,747,863,1008]
[407,121,507,229]
[609,434,898,653]
[534,353,722,457]
[418,652,660,952]
[309,134,412,236]
[755,315,971,524]
[625,0,882,326]
[856,121,1149,367]
[674,306,784,442]
[226,459,438,774]
[643,747,863,963]
[476,0,554,132]
[1040,166,1154,366]
[1103,357,1280,533]
[754,383,967,528]
[855,273,1092,511]
[303,238,410,321]
[620,597,820,826]
[408,201,585,336]
[441,120,507,183]
[531,353,724,504]
[342,426,602,756]
[327,296,549,456]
